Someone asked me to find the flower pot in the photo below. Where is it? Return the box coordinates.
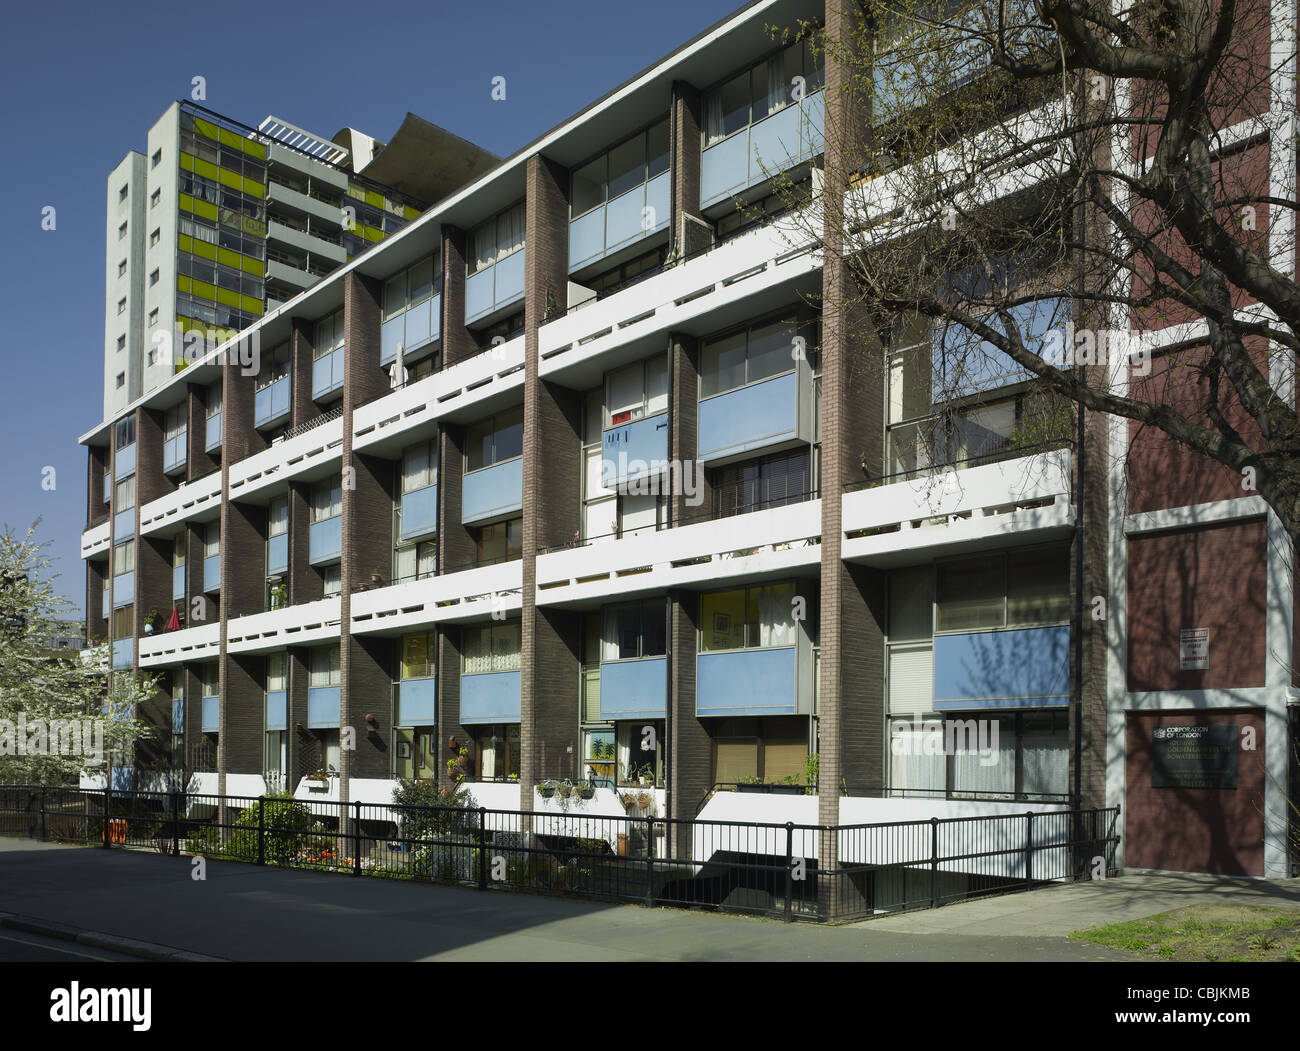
[578,786,595,800]
[617,833,629,857]
[538,787,555,799]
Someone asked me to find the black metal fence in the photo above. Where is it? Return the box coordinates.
[0,785,1119,924]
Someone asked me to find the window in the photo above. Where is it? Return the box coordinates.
[311,476,342,522]
[383,254,442,322]
[115,373,125,389]
[700,317,799,398]
[711,717,810,784]
[149,269,159,287]
[473,724,520,780]
[700,581,798,651]
[616,721,665,787]
[400,631,436,680]
[200,663,219,698]
[268,495,288,537]
[475,518,522,566]
[703,39,825,147]
[111,604,134,639]
[462,620,521,675]
[203,523,220,559]
[710,448,810,518]
[934,548,1069,633]
[117,298,126,316]
[150,228,160,247]
[114,417,135,449]
[148,308,158,327]
[119,184,129,203]
[394,538,437,582]
[467,202,525,275]
[147,348,157,367]
[118,260,127,277]
[151,189,161,209]
[112,540,135,575]
[571,120,670,219]
[466,407,524,472]
[114,475,135,510]
[116,335,125,352]
[601,600,665,661]
[309,646,341,687]
[401,440,438,494]
[605,354,667,428]
[152,149,162,168]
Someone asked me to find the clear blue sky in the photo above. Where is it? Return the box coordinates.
[0,0,742,616]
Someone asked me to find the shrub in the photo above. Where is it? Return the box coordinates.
[225,794,311,864]
[392,779,474,840]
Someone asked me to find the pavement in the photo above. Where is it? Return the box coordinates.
[1,837,1295,962]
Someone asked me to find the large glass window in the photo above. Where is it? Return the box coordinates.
[711,717,811,784]
[474,723,520,780]
[268,495,288,537]
[465,408,524,472]
[601,600,666,661]
[605,355,667,428]
[309,645,341,687]
[401,440,437,493]
[700,582,798,651]
[384,254,442,320]
[475,519,522,566]
[570,120,671,220]
[934,548,1069,633]
[311,476,342,522]
[709,448,810,518]
[401,631,436,680]
[113,540,135,575]
[462,621,521,675]
[700,317,798,398]
[114,416,136,450]
[703,40,825,147]
[468,203,525,275]
[114,475,136,510]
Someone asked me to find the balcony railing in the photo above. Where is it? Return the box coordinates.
[309,516,342,565]
[163,432,188,474]
[465,249,525,325]
[254,375,291,427]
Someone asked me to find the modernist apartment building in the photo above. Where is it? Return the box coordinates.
[79,0,1298,880]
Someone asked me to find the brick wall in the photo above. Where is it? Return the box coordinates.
[441,226,477,367]
[438,426,476,571]
[290,317,318,428]
[225,653,265,775]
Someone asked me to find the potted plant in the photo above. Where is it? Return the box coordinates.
[537,779,557,799]
[144,608,161,635]
[556,780,573,799]
[305,770,331,792]
[619,791,639,815]
[577,783,595,800]
[635,791,654,813]
[269,584,288,609]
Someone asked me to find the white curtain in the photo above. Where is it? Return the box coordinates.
[767,53,788,115]
[759,584,797,647]
[704,92,724,146]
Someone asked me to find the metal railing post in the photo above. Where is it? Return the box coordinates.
[353,800,362,876]
[929,817,939,909]
[477,808,488,891]
[257,795,266,866]
[645,817,655,908]
[1024,812,1034,889]
[171,789,180,857]
[39,788,46,842]
[783,821,795,923]
[102,785,111,849]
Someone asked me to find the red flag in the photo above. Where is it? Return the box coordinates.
[166,607,181,632]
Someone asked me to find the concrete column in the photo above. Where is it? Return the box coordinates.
[442,226,478,367]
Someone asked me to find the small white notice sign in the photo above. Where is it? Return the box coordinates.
[1180,628,1209,671]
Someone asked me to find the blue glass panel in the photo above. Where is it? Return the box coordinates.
[172,699,185,734]
[465,268,494,323]
[697,372,799,462]
[606,186,649,251]
[460,671,521,724]
[461,458,523,525]
[113,508,134,540]
[599,657,667,720]
[308,516,342,565]
[205,413,222,452]
[932,626,1070,709]
[700,132,750,208]
[112,571,134,607]
[398,677,437,725]
[381,315,404,366]
[307,686,341,728]
[111,638,133,671]
[748,103,802,185]
[265,691,287,731]
[203,555,220,592]
[266,533,288,575]
[201,695,220,732]
[114,442,136,480]
[569,208,606,271]
[404,299,432,349]
[400,485,438,542]
[696,648,797,717]
[602,412,669,487]
[172,565,185,601]
[494,250,526,310]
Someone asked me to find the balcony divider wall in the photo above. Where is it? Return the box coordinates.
[669,591,707,846]
[438,425,475,572]
[339,271,387,801]
[441,226,478,367]
[289,481,321,605]
[227,653,266,776]
[288,647,312,788]
[521,152,581,794]
[186,384,219,482]
[671,83,712,256]
[290,317,319,429]
[349,636,394,780]
[437,625,471,791]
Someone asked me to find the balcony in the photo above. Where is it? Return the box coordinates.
[163,431,188,474]
[227,411,344,501]
[569,172,670,273]
[112,571,134,606]
[203,554,220,592]
[309,515,342,565]
[201,695,219,733]
[465,249,525,326]
[254,376,291,428]
[172,565,185,601]
[138,620,220,666]
[113,507,135,540]
[840,446,1073,566]
[81,521,110,560]
[602,412,667,488]
[205,412,222,452]
[382,293,442,366]
[461,457,523,526]
[350,561,522,635]
[266,533,288,575]
[397,677,437,725]
[700,90,824,209]
[111,638,133,671]
[460,670,521,724]
[227,597,342,654]
[139,469,222,535]
[932,625,1070,710]
[399,484,438,542]
[598,657,667,720]
[697,647,798,717]
[115,442,136,480]
[266,219,346,263]
[312,348,344,400]
[308,686,341,728]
